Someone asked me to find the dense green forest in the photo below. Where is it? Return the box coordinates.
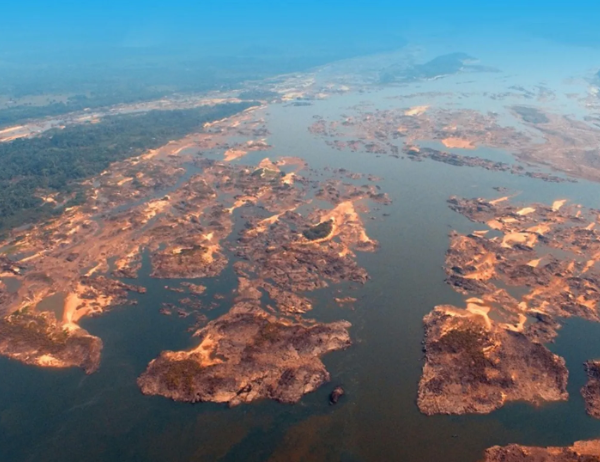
[0,101,256,233]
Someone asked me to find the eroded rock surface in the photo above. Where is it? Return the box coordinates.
[418,305,568,415]
[0,310,101,373]
[582,361,600,418]
[138,302,351,406]
[483,440,600,462]
[419,194,600,416]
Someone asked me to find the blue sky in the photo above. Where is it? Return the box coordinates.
[2,0,600,53]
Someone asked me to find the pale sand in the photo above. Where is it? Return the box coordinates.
[314,201,374,247]
[62,293,88,331]
[141,199,170,222]
[253,212,287,234]
[0,126,28,142]
[282,172,296,185]
[202,244,220,264]
[227,196,257,213]
[516,207,536,216]
[527,258,543,268]
[19,251,44,263]
[504,313,528,332]
[466,298,493,329]
[486,219,504,230]
[525,277,569,306]
[85,262,103,277]
[573,440,600,457]
[40,195,57,204]
[161,334,223,367]
[577,294,598,311]
[0,125,24,135]
[502,231,538,248]
[583,259,596,273]
[472,230,489,237]
[35,354,66,368]
[296,200,374,260]
[113,250,140,274]
[116,177,133,186]
[526,223,552,235]
[489,196,509,205]
[282,92,307,101]
[404,105,429,116]
[441,137,475,149]
[62,289,113,331]
[258,157,279,171]
[463,253,497,281]
[224,149,248,162]
[552,199,567,212]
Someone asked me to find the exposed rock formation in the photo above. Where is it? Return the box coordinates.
[0,311,102,373]
[138,302,351,406]
[582,360,600,418]
[418,305,568,415]
[483,439,600,462]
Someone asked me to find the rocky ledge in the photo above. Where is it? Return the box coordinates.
[137,302,351,406]
[483,439,600,461]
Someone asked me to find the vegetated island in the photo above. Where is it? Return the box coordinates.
[419,195,600,415]
[138,301,351,406]
[0,100,389,407]
[0,101,256,232]
[309,102,600,184]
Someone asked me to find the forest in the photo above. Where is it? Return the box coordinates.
[0,101,256,233]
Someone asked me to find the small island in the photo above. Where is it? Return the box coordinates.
[419,195,600,415]
[138,302,351,406]
[483,439,600,461]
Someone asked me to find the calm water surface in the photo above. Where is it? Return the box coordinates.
[2,91,600,462]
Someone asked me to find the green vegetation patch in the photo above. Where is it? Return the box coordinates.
[436,328,490,382]
[0,311,68,352]
[160,358,204,393]
[0,102,256,232]
[303,220,333,241]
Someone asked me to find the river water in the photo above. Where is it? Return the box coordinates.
[2,88,600,462]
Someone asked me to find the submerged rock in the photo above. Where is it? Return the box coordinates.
[329,386,345,404]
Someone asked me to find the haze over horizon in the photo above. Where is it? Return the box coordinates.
[5,3,600,462]
[3,0,600,57]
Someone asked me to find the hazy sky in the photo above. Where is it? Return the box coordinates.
[3,0,600,53]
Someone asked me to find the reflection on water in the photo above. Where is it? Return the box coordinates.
[2,91,600,462]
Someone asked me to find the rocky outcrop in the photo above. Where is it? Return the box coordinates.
[329,386,344,404]
[138,302,351,406]
[582,360,600,418]
[0,311,102,374]
[483,439,600,461]
[418,305,568,415]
